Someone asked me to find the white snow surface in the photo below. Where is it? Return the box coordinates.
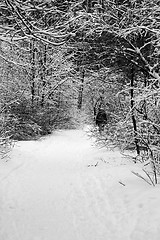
[0,127,160,240]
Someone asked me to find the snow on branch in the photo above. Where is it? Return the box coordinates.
[0,53,29,67]
[1,0,70,46]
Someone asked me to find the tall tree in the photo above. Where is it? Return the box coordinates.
[66,0,160,153]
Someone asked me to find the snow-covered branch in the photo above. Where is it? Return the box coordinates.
[0,53,29,67]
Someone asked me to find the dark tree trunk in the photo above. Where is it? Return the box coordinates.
[130,67,140,155]
[77,69,85,110]
[30,40,36,106]
[41,44,47,107]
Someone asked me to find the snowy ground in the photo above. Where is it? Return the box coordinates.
[0,127,160,240]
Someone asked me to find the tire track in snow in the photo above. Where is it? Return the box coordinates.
[68,172,131,240]
[0,136,85,240]
[1,129,160,240]
[0,147,34,240]
[0,173,23,240]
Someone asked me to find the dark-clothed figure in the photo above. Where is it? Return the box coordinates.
[95,108,107,134]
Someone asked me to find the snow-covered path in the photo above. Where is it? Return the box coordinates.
[0,129,160,240]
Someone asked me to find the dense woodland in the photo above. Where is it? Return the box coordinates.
[0,0,160,182]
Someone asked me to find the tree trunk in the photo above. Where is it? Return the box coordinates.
[77,69,85,110]
[30,40,36,106]
[130,67,140,155]
[41,44,47,107]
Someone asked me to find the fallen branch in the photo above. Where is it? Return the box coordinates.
[119,181,125,186]
[132,171,153,186]
[88,161,99,167]
[142,169,155,186]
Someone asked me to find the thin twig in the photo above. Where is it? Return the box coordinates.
[119,181,125,186]
[132,171,152,186]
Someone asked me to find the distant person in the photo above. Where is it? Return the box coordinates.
[95,108,107,134]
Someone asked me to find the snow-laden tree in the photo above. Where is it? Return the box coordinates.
[66,0,160,180]
[0,0,79,145]
[0,0,70,45]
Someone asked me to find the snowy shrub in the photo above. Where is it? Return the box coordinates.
[0,113,13,157]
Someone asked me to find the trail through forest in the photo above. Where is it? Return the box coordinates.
[0,127,160,240]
